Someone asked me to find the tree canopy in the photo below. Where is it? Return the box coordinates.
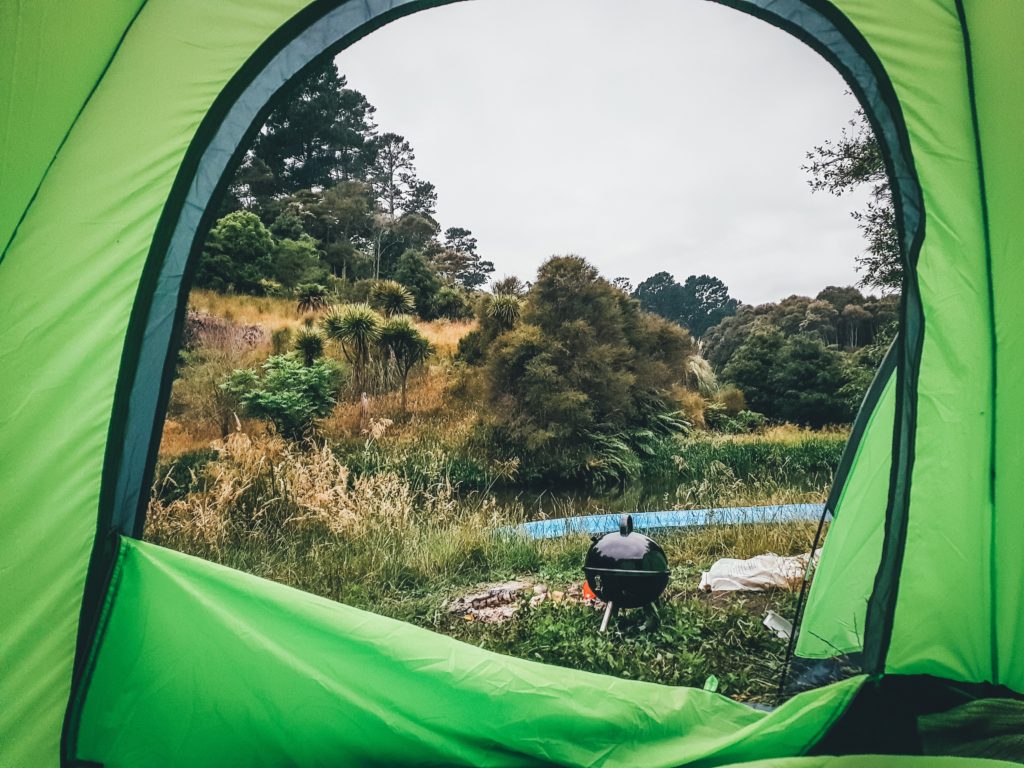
[196,61,479,318]
[633,272,738,337]
[805,107,900,292]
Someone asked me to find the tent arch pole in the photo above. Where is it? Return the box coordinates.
[77,1,926,753]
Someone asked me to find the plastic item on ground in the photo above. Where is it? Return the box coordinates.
[764,611,795,640]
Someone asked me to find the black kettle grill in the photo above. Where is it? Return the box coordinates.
[584,515,670,632]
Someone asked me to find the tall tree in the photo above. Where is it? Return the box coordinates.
[369,132,416,219]
[679,274,739,336]
[634,272,737,337]
[633,272,686,325]
[404,179,438,218]
[251,63,377,194]
[434,227,494,289]
[805,107,900,292]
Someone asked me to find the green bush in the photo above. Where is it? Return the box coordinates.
[221,354,345,440]
[430,284,475,320]
[194,211,275,294]
[473,256,695,485]
[723,330,857,427]
[705,409,767,435]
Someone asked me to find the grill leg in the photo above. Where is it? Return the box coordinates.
[599,601,615,633]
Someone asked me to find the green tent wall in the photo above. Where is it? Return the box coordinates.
[1,1,1021,766]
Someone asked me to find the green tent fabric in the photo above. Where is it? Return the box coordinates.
[73,539,864,767]
[720,757,1020,768]
[2,0,1022,766]
[795,346,896,660]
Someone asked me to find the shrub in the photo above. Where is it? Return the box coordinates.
[723,331,856,427]
[430,285,475,320]
[393,249,442,319]
[271,235,325,289]
[194,211,275,294]
[221,354,345,440]
[716,384,746,416]
[473,256,695,484]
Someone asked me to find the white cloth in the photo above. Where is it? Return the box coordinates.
[698,550,819,592]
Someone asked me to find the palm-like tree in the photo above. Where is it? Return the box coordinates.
[293,328,325,367]
[369,280,415,317]
[296,283,329,314]
[377,315,432,413]
[322,304,382,392]
[486,294,522,331]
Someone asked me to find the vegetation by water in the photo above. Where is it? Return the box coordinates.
[149,431,828,703]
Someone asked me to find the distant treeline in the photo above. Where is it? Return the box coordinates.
[195,60,491,320]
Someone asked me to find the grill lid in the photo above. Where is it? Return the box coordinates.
[583,515,670,609]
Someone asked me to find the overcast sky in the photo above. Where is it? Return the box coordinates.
[336,0,868,306]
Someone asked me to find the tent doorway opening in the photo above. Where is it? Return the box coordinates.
[144,0,897,715]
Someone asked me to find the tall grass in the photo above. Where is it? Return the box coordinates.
[147,431,824,701]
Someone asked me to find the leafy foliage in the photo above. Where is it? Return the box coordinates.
[195,211,275,293]
[722,330,855,427]
[463,256,695,484]
[392,249,443,319]
[221,354,343,439]
[634,272,738,337]
[805,107,900,292]
[271,235,325,289]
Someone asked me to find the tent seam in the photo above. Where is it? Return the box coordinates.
[0,0,150,267]
[62,537,128,764]
[953,0,998,687]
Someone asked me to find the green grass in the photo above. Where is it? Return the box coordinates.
[147,432,825,704]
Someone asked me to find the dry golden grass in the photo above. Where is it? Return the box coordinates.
[322,360,479,444]
[189,290,475,351]
[159,292,480,452]
[158,417,272,458]
[727,423,849,444]
[415,319,476,355]
[190,289,307,334]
